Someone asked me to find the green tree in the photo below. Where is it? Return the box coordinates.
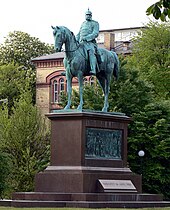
[0,64,34,113]
[128,101,170,199]
[0,31,54,70]
[60,82,104,111]
[129,21,170,99]
[0,152,12,198]
[125,22,170,195]
[0,31,55,104]
[108,57,153,116]
[83,83,104,110]
[146,0,170,21]
[0,91,50,194]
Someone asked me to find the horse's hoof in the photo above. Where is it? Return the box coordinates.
[102,107,108,112]
[77,105,83,111]
[64,105,70,110]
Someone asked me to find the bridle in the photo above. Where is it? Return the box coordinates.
[54,27,86,59]
[63,41,80,53]
[63,33,86,60]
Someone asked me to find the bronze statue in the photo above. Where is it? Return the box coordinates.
[52,10,119,112]
[76,8,100,75]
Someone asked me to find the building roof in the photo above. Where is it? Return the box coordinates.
[32,52,65,61]
[100,26,145,33]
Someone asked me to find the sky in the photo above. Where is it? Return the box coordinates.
[0,0,156,44]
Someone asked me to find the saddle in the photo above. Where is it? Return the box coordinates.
[95,51,102,64]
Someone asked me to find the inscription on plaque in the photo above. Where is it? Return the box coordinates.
[85,128,122,159]
[98,179,137,193]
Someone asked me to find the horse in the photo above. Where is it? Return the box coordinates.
[52,26,119,112]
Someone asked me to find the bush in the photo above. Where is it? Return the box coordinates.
[0,152,12,198]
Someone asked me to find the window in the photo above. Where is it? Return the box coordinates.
[84,78,88,86]
[54,80,58,103]
[97,33,104,43]
[59,78,65,101]
[59,78,64,92]
[90,76,95,86]
[53,78,65,103]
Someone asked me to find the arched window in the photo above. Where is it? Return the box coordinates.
[53,80,58,103]
[84,78,88,86]
[52,77,65,103]
[59,78,64,93]
[59,78,65,101]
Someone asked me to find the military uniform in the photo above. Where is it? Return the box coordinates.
[76,9,100,75]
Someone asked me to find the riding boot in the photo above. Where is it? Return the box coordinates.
[89,54,97,75]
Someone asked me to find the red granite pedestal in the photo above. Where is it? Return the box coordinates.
[11,110,170,208]
[35,110,141,193]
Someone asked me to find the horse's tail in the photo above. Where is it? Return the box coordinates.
[111,51,119,80]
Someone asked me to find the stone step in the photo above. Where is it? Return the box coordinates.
[10,200,170,208]
[12,192,163,202]
[0,200,12,206]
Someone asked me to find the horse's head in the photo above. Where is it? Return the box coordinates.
[51,26,66,52]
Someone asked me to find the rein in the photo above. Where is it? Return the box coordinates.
[64,39,86,60]
[63,42,80,53]
[58,27,86,60]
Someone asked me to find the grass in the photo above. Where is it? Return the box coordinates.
[0,208,170,210]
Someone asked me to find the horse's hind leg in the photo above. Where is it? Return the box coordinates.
[104,74,112,112]
[103,79,110,112]
[102,82,109,112]
[98,76,110,112]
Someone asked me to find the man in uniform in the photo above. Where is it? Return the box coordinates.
[76,9,100,75]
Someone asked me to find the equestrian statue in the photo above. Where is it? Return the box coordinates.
[52,9,119,112]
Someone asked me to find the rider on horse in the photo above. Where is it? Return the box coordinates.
[76,9,102,75]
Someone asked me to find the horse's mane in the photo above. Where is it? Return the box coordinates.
[59,26,77,42]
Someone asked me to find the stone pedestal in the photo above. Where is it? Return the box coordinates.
[35,110,141,193]
[12,110,170,208]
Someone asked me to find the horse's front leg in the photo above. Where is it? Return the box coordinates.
[64,73,72,110]
[77,74,84,110]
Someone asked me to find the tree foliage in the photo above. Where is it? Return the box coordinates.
[146,0,170,21]
[0,31,54,70]
[108,57,153,116]
[0,91,50,194]
[122,23,170,198]
[60,82,104,111]
[0,64,34,112]
[0,31,55,105]
[130,21,170,99]
[0,152,12,198]
[128,101,170,199]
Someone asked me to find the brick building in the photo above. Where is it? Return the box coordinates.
[32,27,143,115]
